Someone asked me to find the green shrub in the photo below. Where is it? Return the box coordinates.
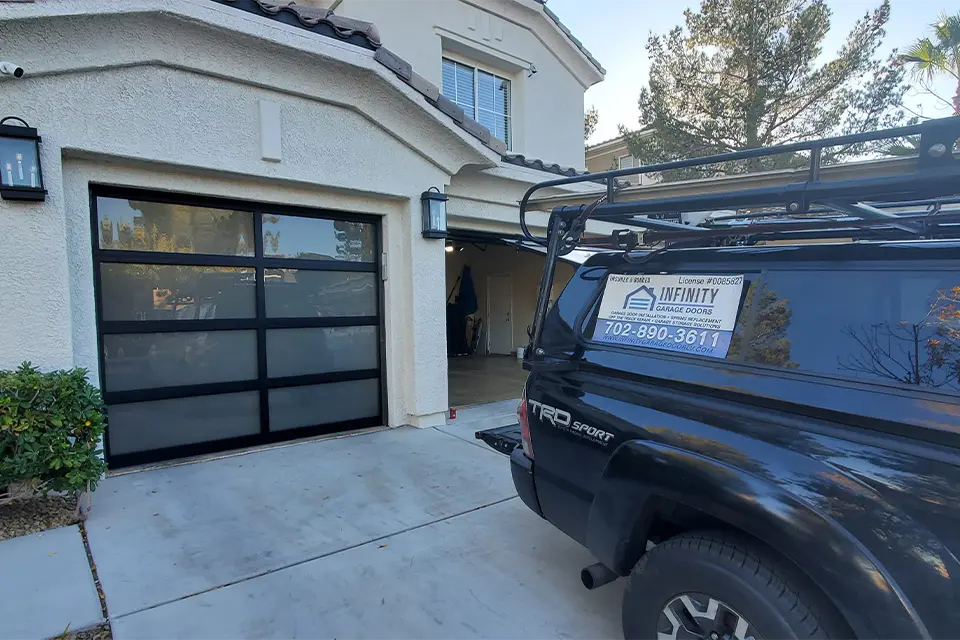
[0,363,107,494]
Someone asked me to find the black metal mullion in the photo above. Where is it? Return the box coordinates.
[94,250,258,268]
[90,191,113,462]
[254,210,271,435]
[266,316,379,329]
[100,319,257,334]
[91,184,380,225]
[267,369,380,390]
[98,316,379,335]
[104,379,261,405]
[375,216,387,424]
[261,257,376,272]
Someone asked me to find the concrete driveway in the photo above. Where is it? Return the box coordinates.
[86,425,624,639]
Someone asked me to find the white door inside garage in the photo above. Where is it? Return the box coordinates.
[91,187,384,468]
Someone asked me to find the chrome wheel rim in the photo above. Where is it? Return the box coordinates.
[657,593,759,640]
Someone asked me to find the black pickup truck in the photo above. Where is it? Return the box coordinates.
[496,117,960,640]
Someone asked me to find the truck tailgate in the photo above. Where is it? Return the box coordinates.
[475,424,521,455]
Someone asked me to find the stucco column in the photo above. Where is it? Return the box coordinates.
[403,197,449,428]
[0,149,74,372]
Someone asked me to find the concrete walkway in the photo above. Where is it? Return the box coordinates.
[0,525,103,639]
[9,425,623,639]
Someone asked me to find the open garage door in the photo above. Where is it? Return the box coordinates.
[444,230,602,408]
[91,187,384,467]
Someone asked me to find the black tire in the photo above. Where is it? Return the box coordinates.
[622,531,847,640]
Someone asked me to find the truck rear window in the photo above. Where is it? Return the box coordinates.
[588,269,960,395]
[739,270,958,393]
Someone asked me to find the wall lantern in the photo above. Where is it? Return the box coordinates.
[0,116,45,201]
[421,187,448,239]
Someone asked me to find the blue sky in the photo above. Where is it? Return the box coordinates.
[545,0,957,144]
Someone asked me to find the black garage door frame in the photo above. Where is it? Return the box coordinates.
[89,185,386,468]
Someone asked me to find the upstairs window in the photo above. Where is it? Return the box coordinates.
[442,58,511,150]
[618,155,636,170]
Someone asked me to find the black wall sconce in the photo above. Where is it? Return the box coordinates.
[421,187,448,239]
[0,116,45,201]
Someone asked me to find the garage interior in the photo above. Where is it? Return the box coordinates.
[445,230,576,408]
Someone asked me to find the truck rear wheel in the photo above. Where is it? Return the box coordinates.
[622,531,844,640]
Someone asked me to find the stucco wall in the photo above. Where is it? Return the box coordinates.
[586,143,626,175]
[445,244,574,352]
[0,2,510,429]
[338,0,600,169]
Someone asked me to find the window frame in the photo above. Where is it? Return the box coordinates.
[617,154,637,170]
[441,57,512,150]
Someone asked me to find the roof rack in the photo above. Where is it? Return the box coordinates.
[520,116,960,355]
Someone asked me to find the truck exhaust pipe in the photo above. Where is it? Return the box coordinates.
[581,562,619,590]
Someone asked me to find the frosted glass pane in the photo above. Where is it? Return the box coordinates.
[261,214,375,262]
[96,197,254,255]
[264,270,377,318]
[267,326,378,378]
[100,264,256,321]
[103,331,257,391]
[108,392,260,455]
[269,379,380,431]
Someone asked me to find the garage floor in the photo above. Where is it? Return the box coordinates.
[448,355,528,407]
[84,426,623,639]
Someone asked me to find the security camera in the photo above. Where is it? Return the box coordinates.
[527,63,538,78]
[0,62,24,78]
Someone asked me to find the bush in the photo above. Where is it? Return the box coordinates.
[0,363,107,495]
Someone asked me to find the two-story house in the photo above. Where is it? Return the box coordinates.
[0,0,604,467]
[585,132,659,186]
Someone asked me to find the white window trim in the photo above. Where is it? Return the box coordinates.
[617,154,638,170]
[442,56,512,151]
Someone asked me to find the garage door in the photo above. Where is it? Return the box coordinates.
[91,187,384,468]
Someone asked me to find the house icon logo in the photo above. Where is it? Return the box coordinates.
[623,286,656,311]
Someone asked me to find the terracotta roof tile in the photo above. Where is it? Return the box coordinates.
[220,0,381,48]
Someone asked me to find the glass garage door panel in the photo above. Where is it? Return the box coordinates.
[269,379,380,431]
[107,392,261,455]
[96,197,254,255]
[266,327,378,379]
[103,330,258,391]
[93,189,383,466]
[264,270,377,318]
[99,264,256,321]
[261,214,375,262]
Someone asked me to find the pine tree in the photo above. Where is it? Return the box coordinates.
[625,0,907,181]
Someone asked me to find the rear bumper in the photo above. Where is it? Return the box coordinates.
[510,448,543,518]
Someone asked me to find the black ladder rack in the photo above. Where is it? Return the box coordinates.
[519,116,960,356]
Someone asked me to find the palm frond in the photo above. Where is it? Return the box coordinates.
[900,38,951,83]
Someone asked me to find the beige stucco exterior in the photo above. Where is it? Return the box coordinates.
[338,0,603,170]
[0,0,604,445]
[585,133,658,186]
